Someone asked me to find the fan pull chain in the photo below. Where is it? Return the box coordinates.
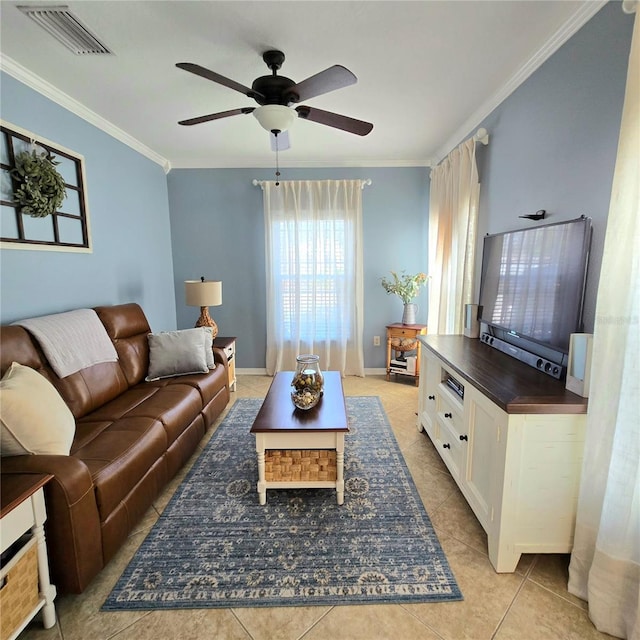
[274,131,281,186]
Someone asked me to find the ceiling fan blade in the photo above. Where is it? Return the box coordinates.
[270,130,291,151]
[288,65,357,103]
[178,107,255,126]
[176,62,265,101]
[295,106,373,136]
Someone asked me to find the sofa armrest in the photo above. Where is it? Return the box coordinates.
[213,346,228,368]
[1,455,103,593]
[1,454,93,505]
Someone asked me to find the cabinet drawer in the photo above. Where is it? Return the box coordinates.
[437,387,464,438]
[387,327,419,339]
[437,416,464,478]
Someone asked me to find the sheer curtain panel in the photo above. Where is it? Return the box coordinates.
[568,7,639,639]
[428,138,480,335]
[262,180,364,376]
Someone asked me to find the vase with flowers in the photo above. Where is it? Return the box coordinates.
[381,271,429,324]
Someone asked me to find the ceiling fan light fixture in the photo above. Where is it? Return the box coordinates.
[253,105,296,134]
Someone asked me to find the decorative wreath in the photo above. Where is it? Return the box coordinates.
[11,148,67,218]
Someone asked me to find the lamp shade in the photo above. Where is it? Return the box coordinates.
[185,280,222,307]
[253,105,296,133]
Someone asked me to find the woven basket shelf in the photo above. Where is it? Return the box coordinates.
[390,337,418,351]
[265,449,337,482]
[0,538,40,640]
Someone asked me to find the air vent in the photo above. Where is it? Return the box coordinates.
[17,5,112,55]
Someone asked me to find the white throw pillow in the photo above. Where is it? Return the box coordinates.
[146,328,210,381]
[201,327,216,370]
[0,362,75,457]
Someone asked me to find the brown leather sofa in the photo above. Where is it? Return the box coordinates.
[0,303,230,593]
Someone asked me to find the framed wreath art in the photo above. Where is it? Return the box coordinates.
[1,121,92,252]
[11,147,67,218]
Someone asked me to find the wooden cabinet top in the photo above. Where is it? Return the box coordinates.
[386,323,427,331]
[214,336,236,348]
[250,371,348,433]
[420,335,588,415]
[1,474,53,519]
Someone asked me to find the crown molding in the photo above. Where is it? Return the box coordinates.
[0,53,172,173]
[431,0,608,165]
[169,158,430,170]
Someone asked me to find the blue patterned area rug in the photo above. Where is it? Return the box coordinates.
[103,397,462,610]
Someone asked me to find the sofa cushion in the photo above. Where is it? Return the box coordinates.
[0,362,75,456]
[78,383,203,448]
[145,329,209,381]
[95,303,151,387]
[73,416,167,519]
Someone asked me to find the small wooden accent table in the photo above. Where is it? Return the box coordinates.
[1,474,56,638]
[250,371,349,505]
[386,323,428,385]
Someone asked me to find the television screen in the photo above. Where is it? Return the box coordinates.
[478,217,592,353]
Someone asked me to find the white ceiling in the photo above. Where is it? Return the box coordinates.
[0,1,605,171]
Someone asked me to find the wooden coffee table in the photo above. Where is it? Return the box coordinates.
[250,371,349,505]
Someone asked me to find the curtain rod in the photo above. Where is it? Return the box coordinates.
[252,179,372,190]
[430,128,489,169]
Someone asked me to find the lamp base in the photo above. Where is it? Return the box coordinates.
[195,306,218,339]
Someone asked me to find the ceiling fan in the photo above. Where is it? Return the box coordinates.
[176,50,374,138]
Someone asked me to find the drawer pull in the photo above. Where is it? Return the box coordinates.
[428,395,435,400]
[444,412,452,419]
[443,443,451,449]
[459,434,468,441]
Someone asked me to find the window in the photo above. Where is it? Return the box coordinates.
[273,218,350,341]
[262,180,364,376]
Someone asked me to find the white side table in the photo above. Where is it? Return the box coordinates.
[1,474,56,638]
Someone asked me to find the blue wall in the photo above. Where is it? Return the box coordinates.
[472,2,634,333]
[167,3,633,370]
[0,2,632,372]
[167,167,429,369]
[0,73,177,331]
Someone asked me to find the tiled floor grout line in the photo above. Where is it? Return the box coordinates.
[489,554,539,639]
[526,576,589,612]
[398,604,449,640]
[230,607,257,640]
[297,605,335,640]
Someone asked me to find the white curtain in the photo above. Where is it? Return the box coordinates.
[262,180,364,377]
[568,8,639,640]
[428,138,480,334]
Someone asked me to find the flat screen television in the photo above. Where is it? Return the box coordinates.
[478,216,592,355]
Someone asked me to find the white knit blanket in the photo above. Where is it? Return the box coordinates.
[14,309,118,378]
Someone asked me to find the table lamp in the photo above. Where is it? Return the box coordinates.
[185,277,222,339]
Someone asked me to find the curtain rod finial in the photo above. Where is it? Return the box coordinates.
[474,128,489,145]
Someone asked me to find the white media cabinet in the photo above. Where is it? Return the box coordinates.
[417,335,588,572]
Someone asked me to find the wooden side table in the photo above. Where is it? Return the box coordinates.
[1,474,56,639]
[215,336,236,391]
[386,323,427,385]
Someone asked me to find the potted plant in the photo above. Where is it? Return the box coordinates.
[381,271,429,324]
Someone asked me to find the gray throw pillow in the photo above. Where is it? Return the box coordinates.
[201,327,216,370]
[146,328,210,381]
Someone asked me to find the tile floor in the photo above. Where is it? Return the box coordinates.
[20,375,616,640]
